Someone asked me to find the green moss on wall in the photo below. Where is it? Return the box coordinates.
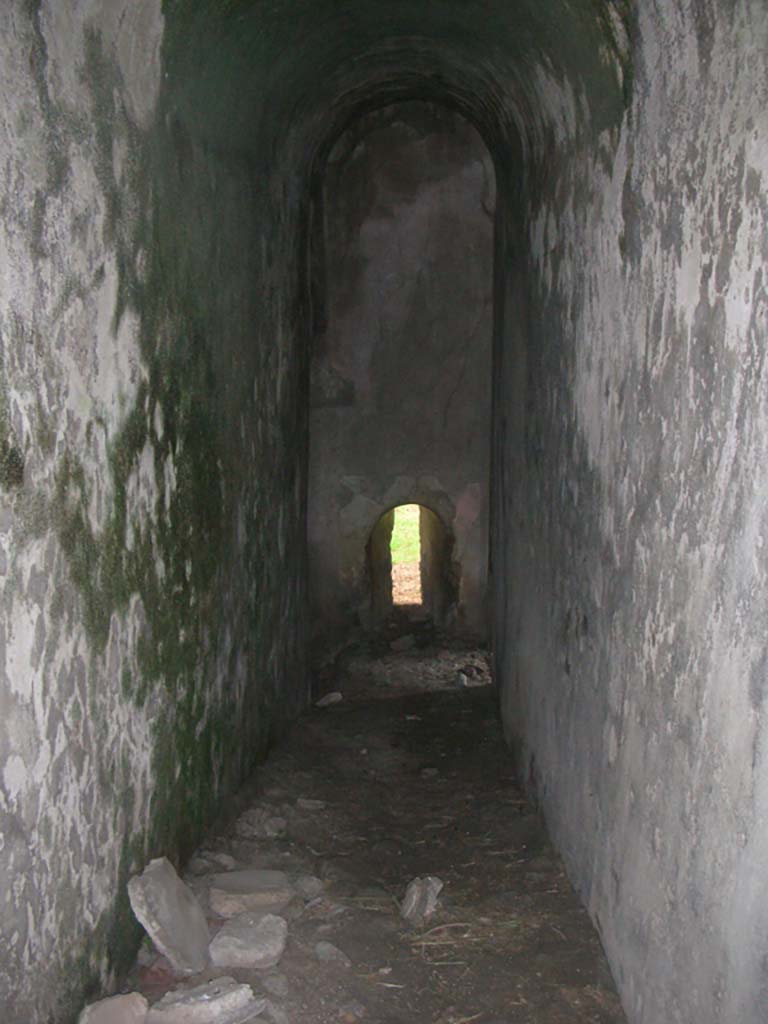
[0,438,24,489]
[6,2,631,1019]
[0,352,24,489]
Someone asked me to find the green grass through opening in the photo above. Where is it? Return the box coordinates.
[391,504,421,564]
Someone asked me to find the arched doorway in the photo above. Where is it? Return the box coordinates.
[368,503,458,628]
[306,100,494,639]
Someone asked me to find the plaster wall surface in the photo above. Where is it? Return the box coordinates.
[6,2,767,1023]
[308,103,494,636]
[495,3,768,1022]
[0,4,307,1020]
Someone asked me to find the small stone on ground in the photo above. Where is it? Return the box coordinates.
[208,869,294,917]
[296,798,326,811]
[209,912,288,969]
[294,874,324,899]
[400,875,444,924]
[236,809,287,838]
[121,642,626,1024]
[146,977,265,1024]
[314,940,352,967]
[315,691,343,707]
[205,851,238,870]
[78,993,148,1024]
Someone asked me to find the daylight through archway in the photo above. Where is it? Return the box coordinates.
[390,503,422,605]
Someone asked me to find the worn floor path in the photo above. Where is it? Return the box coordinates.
[130,644,627,1024]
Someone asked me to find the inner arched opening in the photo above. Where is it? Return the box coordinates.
[367,502,459,629]
[307,100,495,643]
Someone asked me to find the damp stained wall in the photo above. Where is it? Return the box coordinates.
[2,2,768,1023]
[495,3,768,1023]
[307,103,495,636]
[0,4,307,1021]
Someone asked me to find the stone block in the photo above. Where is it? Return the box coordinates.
[209,912,288,969]
[208,869,294,918]
[78,993,148,1024]
[146,977,265,1024]
[128,857,210,974]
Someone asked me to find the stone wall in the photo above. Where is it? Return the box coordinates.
[0,4,307,1020]
[5,2,768,1023]
[307,102,494,638]
[495,3,768,1022]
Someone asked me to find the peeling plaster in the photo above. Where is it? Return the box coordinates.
[1,1,306,1019]
[501,3,768,1022]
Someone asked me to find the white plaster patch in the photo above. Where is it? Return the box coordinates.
[3,754,28,801]
[529,60,580,147]
[112,0,165,130]
[41,0,164,130]
[153,402,165,442]
[5,600,39,701]
[124,439,159,552]
[163,453,177,515]
[520,4,768,1022]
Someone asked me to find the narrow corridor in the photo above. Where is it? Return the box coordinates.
[122,642,624,1024]
[3,4,768,1023]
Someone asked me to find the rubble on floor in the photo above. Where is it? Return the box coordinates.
[208,870,295,917]
[210,913,289,969]
[78,640,625,1024]
[400,875,444,924]
[146,978,265,1023]
[315,691,343,708]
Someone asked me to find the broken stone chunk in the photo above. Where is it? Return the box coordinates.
[78,993,149,1024]
[265,816,288,836]
[187,856,215,877]
[315,940,352,968]
[210,912,288,969]
[128,857,210,974]
[211,852,238,870]
[294,874,324,899]
[315,691,343,707]
[400,875,443,924]
[188,851,238,875]
[146,977,265,1024]
[296,797,326,811]
[235,808,288,839]
[209,869,295,918]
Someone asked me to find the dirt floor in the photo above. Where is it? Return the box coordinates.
[392,561,421,604]
[129,636,627,1024]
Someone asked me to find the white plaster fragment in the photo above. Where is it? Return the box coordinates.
[3,755,28,802]
[113,0,165,130]
[41,0,164,131]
